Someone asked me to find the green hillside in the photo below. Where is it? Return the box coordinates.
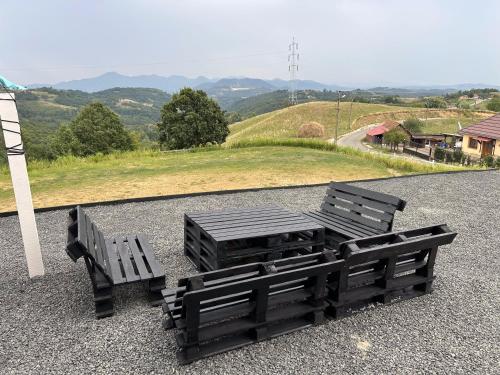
[16,87,171,128]
[227,101,412,142]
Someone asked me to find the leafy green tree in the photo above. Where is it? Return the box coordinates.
[51,124,81,156]
[424,97,447,109]
[384,129,408,151]
[402,117,424,133]
[64,102,134,156]
[224,111,242,124]
[383,95,400,104]
[486,96,500,112]
[158,88,229,149]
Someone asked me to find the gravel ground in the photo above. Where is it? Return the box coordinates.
[1,170,499,374]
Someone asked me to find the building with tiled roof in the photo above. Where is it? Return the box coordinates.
[459,113,500,158]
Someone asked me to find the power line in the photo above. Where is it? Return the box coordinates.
[288,37,299,106]
[0,51,288,73]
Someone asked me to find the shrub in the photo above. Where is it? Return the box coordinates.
[482,155,495,168]
[452,149,464,164]
[297,122,325,138]
[425,97,447,109]
[434,147,445,161]
[486,96,500,112]
[444,150,452,163]
[495,157,500,168]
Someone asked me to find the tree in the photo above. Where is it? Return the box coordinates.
[158,88,229,149]
[424,97,447,109]
[61,102,134,156]
[224,111,242,124]
[384,129,408,151]
[51,124,81,157]
[486,96,500,112]
[402,117,424,134]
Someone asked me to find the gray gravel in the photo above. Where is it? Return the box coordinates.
[1,170,499,374]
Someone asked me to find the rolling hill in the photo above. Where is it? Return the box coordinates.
[228,101,495,143]
[16,87,171,128]
[227,101,413,142]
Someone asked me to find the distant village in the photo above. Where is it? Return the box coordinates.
[365,113,500,163]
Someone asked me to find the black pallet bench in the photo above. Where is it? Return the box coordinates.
[163,224,456,363]
[184,206,325,271]
[326,224,457,318]
[162,251,344,364]
[303,182,407,250]
[66,206,166,318]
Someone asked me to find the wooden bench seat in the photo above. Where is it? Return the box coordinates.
[326,224,457,318]
[162,251,344,364]
[303,182,406,250]
[162,224,457,364]
[66,206,166,318]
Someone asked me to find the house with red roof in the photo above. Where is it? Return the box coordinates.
[365,120,401,144]
[459,113,500,158]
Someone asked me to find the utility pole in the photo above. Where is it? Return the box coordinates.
[348,93,355,130]
[288,37,299,106]
[335,90,341,145]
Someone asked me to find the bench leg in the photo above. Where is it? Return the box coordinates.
[148,276,166,306]
[93,269,114,319]
[84,257,114,319]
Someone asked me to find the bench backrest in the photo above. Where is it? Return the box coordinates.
[320,182,407,232]
[166,251,344,347]
[66,206,110,280]
[336,224,456,291]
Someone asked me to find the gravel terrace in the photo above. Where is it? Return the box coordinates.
[1,170,499,374]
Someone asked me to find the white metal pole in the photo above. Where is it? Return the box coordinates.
[0,93,45,277]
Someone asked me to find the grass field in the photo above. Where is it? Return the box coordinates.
[227,101,494,142]
[0,144,463,212]
[227,101,412,142]
[417,113,492,134]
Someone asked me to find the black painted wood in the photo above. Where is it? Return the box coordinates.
[164,224,456,363]
[326,224,457,318]
[162,251,343,364]
[184,206,325,271]
[66,206,166,318]
[303,182,406,249]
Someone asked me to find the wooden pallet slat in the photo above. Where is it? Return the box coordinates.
[116,237,140,283]
[163,251,343,364]
[127,235,153,280]
[303,182,407,249]
[137,234,164,278]
[184,207,325,272]
[66,206,166,318]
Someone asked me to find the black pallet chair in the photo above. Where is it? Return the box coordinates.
[66,206,166,318]
[327,224,457,318]
[303,182,407,250]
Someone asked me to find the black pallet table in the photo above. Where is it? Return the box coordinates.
[184,206,325,271]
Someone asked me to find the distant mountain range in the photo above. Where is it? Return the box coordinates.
[26,72,500,109]
[29,72,215,93]
[28,72,354,107]
[28,72,349,94]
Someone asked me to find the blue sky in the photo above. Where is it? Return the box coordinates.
[1,0,499,86]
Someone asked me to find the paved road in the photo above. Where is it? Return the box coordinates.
[336,124,376,151]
